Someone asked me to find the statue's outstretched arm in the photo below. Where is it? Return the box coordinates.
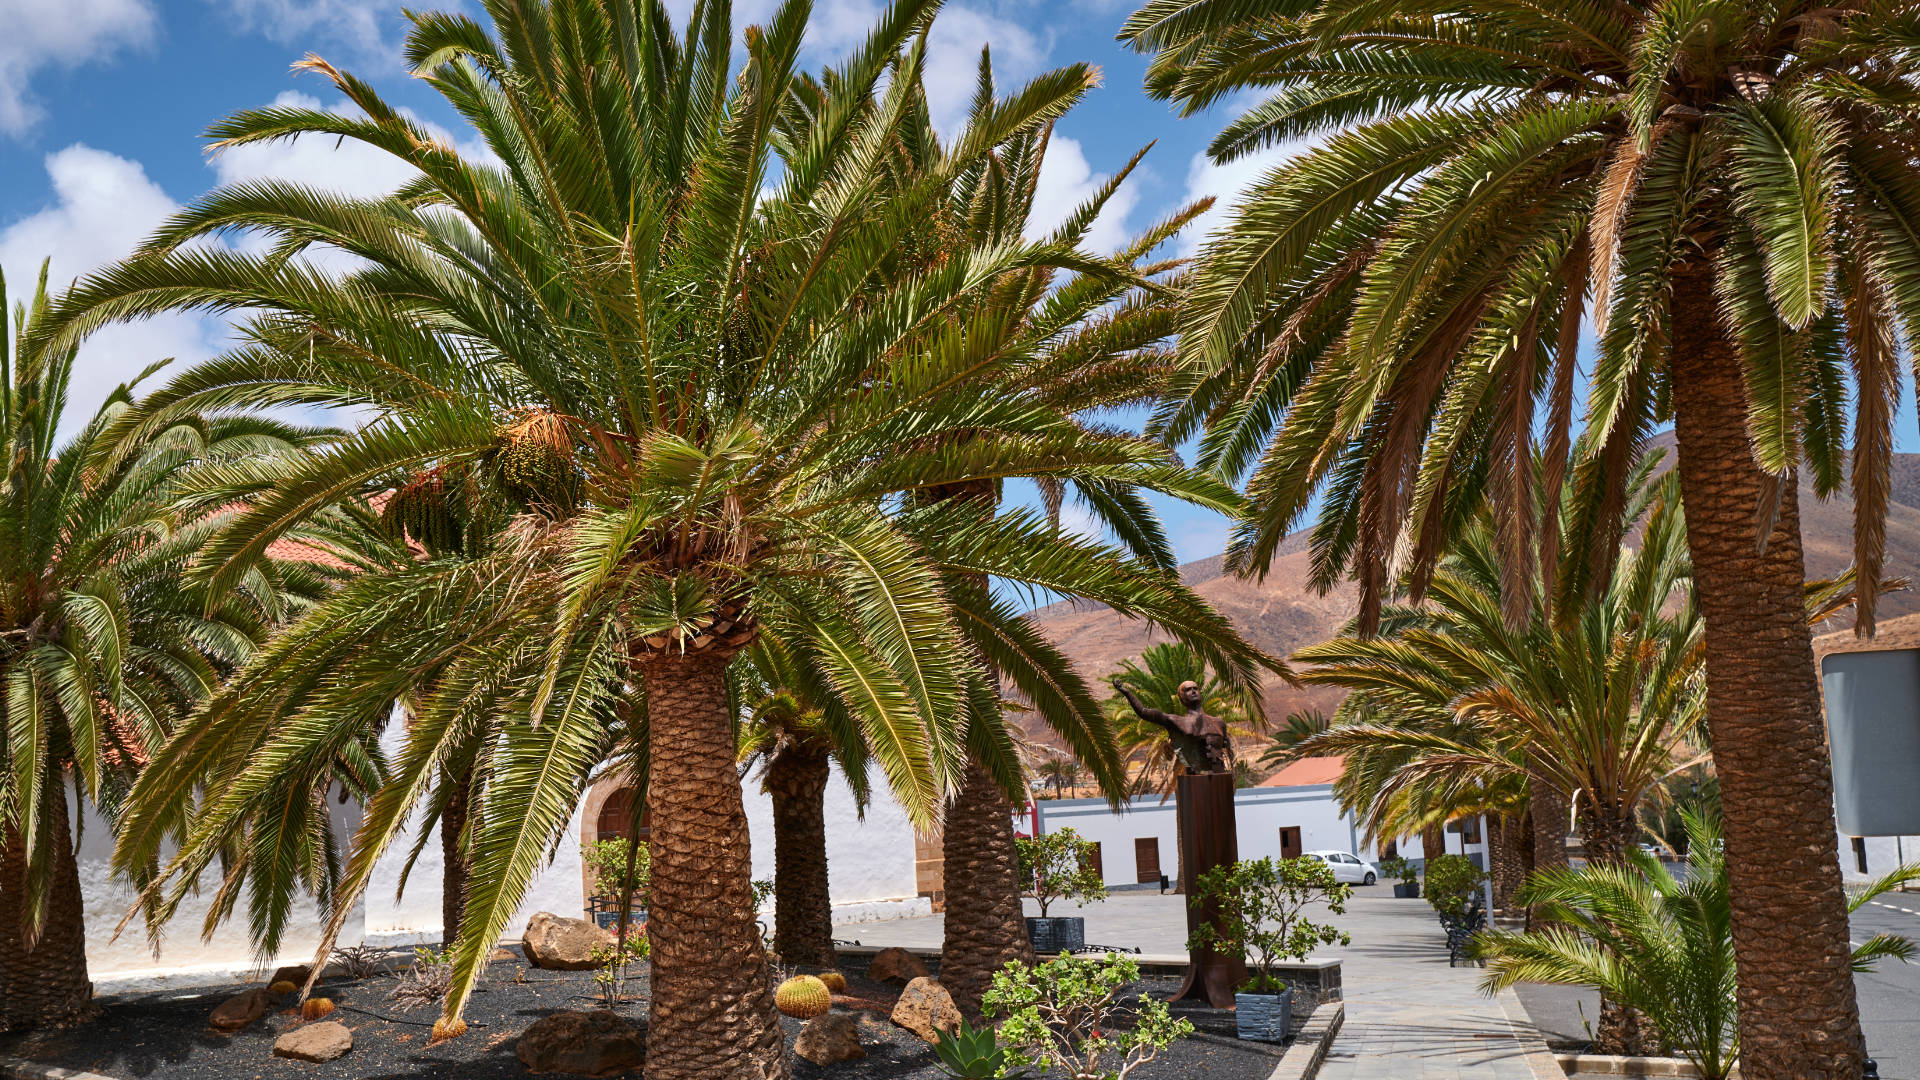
[1114,683,1177,732]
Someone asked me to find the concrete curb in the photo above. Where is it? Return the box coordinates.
[0,1056,118,1080]
[1496,986,1575,1080]
[1267,1000,1344,1080]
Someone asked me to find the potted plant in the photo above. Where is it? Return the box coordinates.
[1189,856,1352,1042]
[1378,857,1420,899]
[1016,828,1107,954]
[982,952,1193,1079]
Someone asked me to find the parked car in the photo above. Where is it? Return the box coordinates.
[1303,850,1378,885]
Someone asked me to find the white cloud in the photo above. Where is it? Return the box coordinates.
[0,0,157,135]
[215,0,413,66]
[1177,141,1305,257]
[1,145,221,431]
[1027,134,1139,254]
[923,6,1050,140]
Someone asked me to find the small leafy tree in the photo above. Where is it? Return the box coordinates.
[581,839,651,908]
[1189,857,1352,994]
[1017,828,1109,918]
[1424,854,1488,918]
[983,953,1193,1080]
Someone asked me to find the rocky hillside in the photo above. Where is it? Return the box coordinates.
[1027,438,1920,729]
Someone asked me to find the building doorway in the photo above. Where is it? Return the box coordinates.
[1134,837,1161,883]
[595,787,650,843]
[1279,826,1303,861]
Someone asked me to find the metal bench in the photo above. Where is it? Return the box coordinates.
[1437,904,1486,967]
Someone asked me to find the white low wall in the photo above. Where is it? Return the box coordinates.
[78,724,926,992]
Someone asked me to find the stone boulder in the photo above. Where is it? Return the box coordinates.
[522,911,614,971]
[270,964,313,987]
[794,1011,865,1066]
[866,947,930,986]
[209,987,276,1032]
[273,1021,353,1063]
[890,977,961,1043]
[516,1010,646,1076]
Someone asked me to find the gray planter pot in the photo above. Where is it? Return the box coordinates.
[1234,988,1292,1042]
[1025,916,1086,955]
[1393,882,1420,899]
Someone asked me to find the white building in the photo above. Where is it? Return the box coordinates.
[75,720,928,993]
[1814,614,1920,888]
[1031,758,1480,887]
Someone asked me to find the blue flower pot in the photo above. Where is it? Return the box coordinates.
[1235,988,1292,1042]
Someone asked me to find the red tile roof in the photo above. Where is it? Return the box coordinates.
[1256,756,1346,787]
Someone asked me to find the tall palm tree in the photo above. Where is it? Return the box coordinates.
[40,3,1262,1073]
[0,262,330,1029]
[1257,707,1331,770]
[1121,1,1920,1070]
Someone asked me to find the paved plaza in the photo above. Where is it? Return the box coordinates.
[836,885,1554,1079]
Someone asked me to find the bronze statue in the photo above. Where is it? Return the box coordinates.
[1113,679,1232,774]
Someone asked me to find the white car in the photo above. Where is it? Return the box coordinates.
[1303,850,1379,885]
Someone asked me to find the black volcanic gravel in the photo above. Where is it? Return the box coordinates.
[1,948,1292,1079]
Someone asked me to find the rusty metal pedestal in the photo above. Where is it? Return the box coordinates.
[1171,771,1247,1007]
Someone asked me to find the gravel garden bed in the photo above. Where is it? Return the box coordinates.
[0,947,1292,1079]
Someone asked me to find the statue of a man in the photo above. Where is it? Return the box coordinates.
[1113,680,1232,774]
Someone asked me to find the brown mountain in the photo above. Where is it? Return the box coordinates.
[1028,438,1920,731]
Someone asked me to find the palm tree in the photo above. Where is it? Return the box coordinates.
[41,3,1263,1072]
[1297,471,1705,873]
[0,262,329,1029]
[1101,641,1265,796]
[1121,1,1920,1070]
[1033,754,1084,798]
[734,637,869,969]
[1477,812,1919,1080]
[1257,708,1331,771]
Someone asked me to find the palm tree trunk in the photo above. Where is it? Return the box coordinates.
[1421,822,1446,862]
[1668,264,1862,1080]
[1488,813,1525,912]
[440,766,471,947]
[766,738,836,968]
[1581,802,1657,1055]
[0,777,95,1031]
[1528,756,1570,873]
[939,756,1033,1019]
[640,649,787,1080]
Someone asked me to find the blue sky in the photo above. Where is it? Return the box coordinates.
[3,0,1914,569]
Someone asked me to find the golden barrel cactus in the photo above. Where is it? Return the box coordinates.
[300,997,335,1020]
[268,980,298,996]
[774,975,831,1019]
[818,971,847,993]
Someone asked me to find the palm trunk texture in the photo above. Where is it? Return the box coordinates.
[1489,813,1525,912]
[766,738,836,968]
[939,756,1033,1019]
[0,778,95,1031]
[1528,757,1570,874]
[1669,264,1863,1080]
[640,650,787,1080]
[440,767,471,948]
[1582,803,1659,1056]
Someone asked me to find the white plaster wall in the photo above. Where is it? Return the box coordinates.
[743,761,929,926]
[1034,786,1436,887]
[80,787,366,993]
[1838,828,1920,884]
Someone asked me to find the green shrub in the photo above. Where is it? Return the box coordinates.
[581,838,650,906]
[1187,856,1351,994]
[983,953,1192,1080]
[1016,828,1108,918]
[1423,853,1486,917]
[932,1019,1029,1079]
[1377,857,1417,886]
